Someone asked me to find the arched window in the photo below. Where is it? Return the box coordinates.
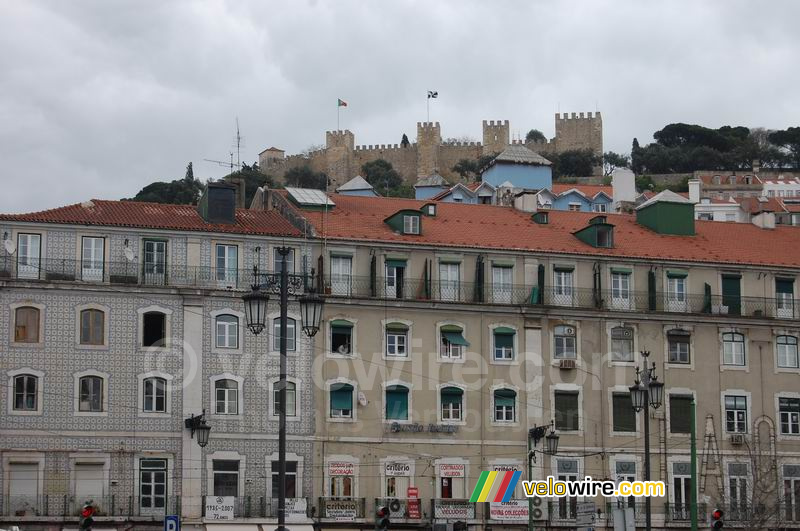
[722,332,746,366]
[778,335,799,369]
[441,386,463,421]
[215,379,239,415]
[79,376,104,412]
[273,381,297,417]
[80,309,105,345]
[14,306,40,343]
[143,377,167,413]
[494,388,516,422]
[13,374,38,411]
[215,314,239,349]
[386,385,410,420]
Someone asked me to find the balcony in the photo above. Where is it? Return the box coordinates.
[431,499,475,520]
[664,502,708,523]
[317,497,366,519]
[201,496,310,519]
[1,495,180,519]
[0,257,256,290]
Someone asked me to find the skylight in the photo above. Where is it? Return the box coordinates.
[285,187,335,207]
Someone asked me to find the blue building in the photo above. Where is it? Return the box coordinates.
[336,175,379,197]
[480,144,553,189]
[546,185,614,212]
[413,174,449,200]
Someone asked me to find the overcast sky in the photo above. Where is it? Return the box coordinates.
[1,0,798,213]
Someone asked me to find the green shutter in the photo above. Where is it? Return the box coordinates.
[648,271,656,311]
[441,387,463,405]
[442,331,469,346]
[493,326,515,335]
[440,324,463,333]
[330,384,353,410]
[777,278,795,294]
[329,319,353,328]
[666,269,688,278]
[554,264,575,272]
[494,389,516,407]
[386,386,408,420]
[386,259,407,268]
[494,333,514,349]
[386,322,409,332]
[610,267,632,274]
[612,393,636,432]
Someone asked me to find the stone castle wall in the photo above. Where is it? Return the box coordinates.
[260,112,603,187]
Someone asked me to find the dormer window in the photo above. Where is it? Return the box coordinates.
[729,176,737,184]
[589,215,607,225]
[422,204,436,216]
[532,212,549,224]
[596,226,613,248]
[403,215,420,235]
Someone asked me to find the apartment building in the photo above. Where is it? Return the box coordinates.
[2,182,800,530]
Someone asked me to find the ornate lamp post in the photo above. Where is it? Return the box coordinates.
[184,410,211,448]
[629,351,664,531]
[527,421,559,531]
[243,247,324,531]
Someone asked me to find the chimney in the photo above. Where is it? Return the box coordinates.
[752,211,775,229]
[688,179,701,203]
[513,190,538,213]
[611,168,636,210]
[752,159,761,174]
[197,182,237,224]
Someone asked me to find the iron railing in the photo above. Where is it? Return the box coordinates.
[431,498,475,520]
[198,496,310,518]
[664,502,708,522]
[1,495,180,518]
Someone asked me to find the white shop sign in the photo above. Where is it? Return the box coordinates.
[439,463,465,478]
[204,496,234,520]
[490,500,529,521]
[328,461,355,476]
[385,462,412,477]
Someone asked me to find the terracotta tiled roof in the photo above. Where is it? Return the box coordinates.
[551,184,613,198]
[294,194,800,268]
[0,199,301,237]
[736,197,784,214]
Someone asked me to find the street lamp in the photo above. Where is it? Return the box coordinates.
[528,421,559,531]
[629,351,664,531]
[185,410,211,448]
[242,247,324,531]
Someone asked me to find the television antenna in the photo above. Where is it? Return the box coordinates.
[203,153,237,173]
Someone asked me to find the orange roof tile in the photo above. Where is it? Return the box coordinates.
[0,199,301,237]
[295,194,800,268]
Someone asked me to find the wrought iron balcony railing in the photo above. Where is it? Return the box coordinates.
[1,495,180,518]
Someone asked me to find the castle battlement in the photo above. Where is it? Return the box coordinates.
[556,111,602,121]
[417,121,441,130]
[354,143,412,152]
[441,141,482,147]
[483,120,510,127]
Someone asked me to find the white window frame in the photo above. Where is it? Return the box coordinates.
[665,275,688,312]
[10,301,45,347]
[721,390,751,434]
[437,383,466,425]
[206,451,245,499]
[776,393,800,440]
[326,316,357,358]
[609,270,633,310]
[327,378,357,423]
[7,368,44,416]
[608,324,635,364]
[437,321,467,363]
[324,455,359,497]
[665,388,696,437]
[438,261,461,302]
[403,215,420,235]
[382,318,412,360]
[380,456,416,498]
[490,384,519,426]
[720,329,747,369]
[80,235,106,282]
[16,232,42,280]
[137,371,173,417]
[551,384,583,434]
[435,457,468,499]
[2,452,45,515]
[210,309,245,354]
[553,324,578,360]
[552,268,574,306]
[266,451,304,499]
[133,453,174,515]
[608,385,639,437]
[491,264,513,304]
[269,377,300,421]
[490,323,518,364]
[209,373,244,418]
[330,254,353,296]
[776,334,800,370]
[73,370,109,417]
[273,247,296,273]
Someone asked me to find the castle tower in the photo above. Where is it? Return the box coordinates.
[554,112,603,158]
[416,122,441,178]
[325,130,355,188]
[482,120,510,155]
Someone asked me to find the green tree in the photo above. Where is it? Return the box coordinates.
[768,127,800,167]
[549,149,599,178]
[602,151,630,176]
[224,161,276,206]
[631,138,643,174]
[362,159,403,195]
[476,153,498,172]
[452,159,479,181]
[185,162,194,182]
[126,177,204,205]
[401,133,410,147]
[526,129,547,143]
[284,165,328,190]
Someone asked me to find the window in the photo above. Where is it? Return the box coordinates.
[776,279,795,318]
[553,268,574,305]
[783,464,800,522]
[385,261,406,299]
[666,274,687,311]
[612,392,636,432]
[610,271,631,309]
[330,383,353,418]
[215,244,238,284]
[274,248,295,273]
[670,395,692,434]
[491,265,513,303]
[80,309,104,345]
[79,376,104,412]
[725,395,747,433]
[728,463,749,514]
[14,306,40,343]
[215,379,239,415]
[493,328,515,361]
[568,203,581,212]
[439,262,460,301]
[215,315,239,349]
[554,390,579,431]
[672,462,692,517]
[329,466,354,497]
[440,325,468,360]
[143,311,166,347]
[403,215,420,234]
[139,458,167,512]
[17,233,41,279]
[494,389,516,422]
[272,317,296,351]
[143,240,167,285]
[592,203,607,213]
[596,226,613,248]
[441,387,463,421]
[385,323,408,357]
[610,326,634,362]
[615,461,637,509]
[13,374,37,411]
[271,461,297,498]
[668,330,691,364]
[554,325,577,359]
[778,335,799,368]
[780,398,800,435]
[330,255,352,296]
[330,320,353,355]
[556,459,579,519]
[212,460,239,497]
[723,332,746,366]
[81,236,105,281]
[725,213,736,222]
[142,377,166,413]
[386,385,409,421]
[273,381,297,417]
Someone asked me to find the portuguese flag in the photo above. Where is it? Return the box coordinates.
[337,98,347,107]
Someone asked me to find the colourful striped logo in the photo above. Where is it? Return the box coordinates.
[469,470,522,503]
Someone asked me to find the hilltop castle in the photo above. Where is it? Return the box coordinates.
[259,112,603,187]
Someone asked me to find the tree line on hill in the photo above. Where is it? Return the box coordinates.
[125,124,799,205]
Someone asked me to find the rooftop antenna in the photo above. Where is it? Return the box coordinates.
[233,117,245,169]
[203,154,236,174]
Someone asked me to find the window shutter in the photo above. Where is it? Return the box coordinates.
[670,396,692,433]
[330,384,353,410]
[494,389,515,407]
[441,387,463,405]
[648,271,656,310]
[494,333,514,349]
[777,278,795,294]
[386,386,408,419]
[612,393,636,432]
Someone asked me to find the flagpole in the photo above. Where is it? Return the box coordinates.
[427,96,430,123]
[337,104,340,132]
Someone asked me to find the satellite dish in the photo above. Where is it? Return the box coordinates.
[3,239,16,254]
[123,247,135,262]
[357,392,368,407]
